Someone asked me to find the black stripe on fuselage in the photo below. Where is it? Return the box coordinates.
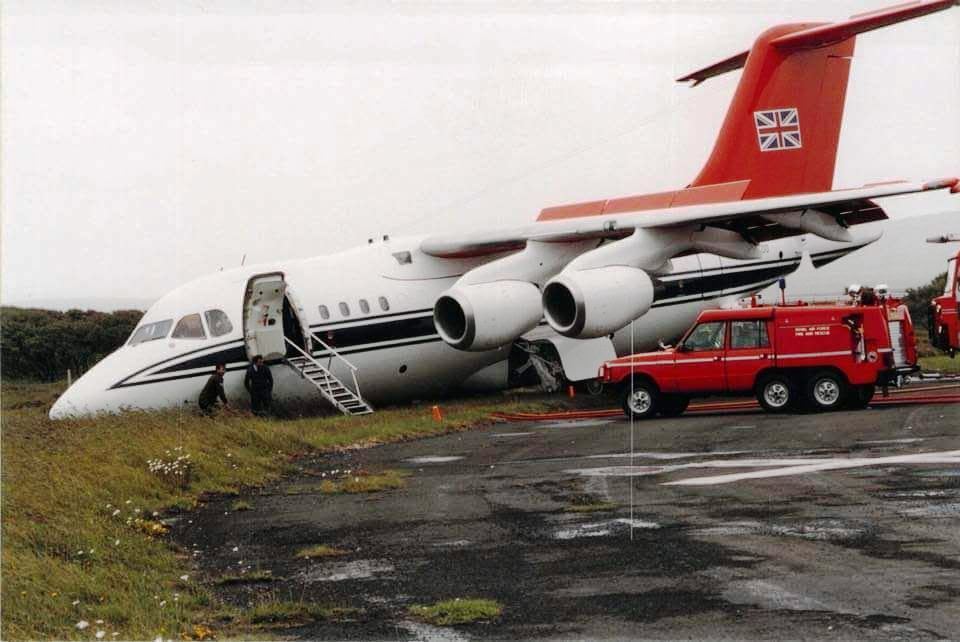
[107,258,812,389]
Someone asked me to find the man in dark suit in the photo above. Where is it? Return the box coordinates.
[198,363,228,414]
[244,355,273,416]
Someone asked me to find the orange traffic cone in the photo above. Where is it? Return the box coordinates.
[431,405,443,422]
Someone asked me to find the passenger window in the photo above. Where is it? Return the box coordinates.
[339,302,350,316]
[172,313,206,339]
[730,320,770,349]
[359,299,370,314]
[128,319,173,346]
[682,321,725,352]
[378,296,390,311]
[319,305,330,320]
[204,309,233,337]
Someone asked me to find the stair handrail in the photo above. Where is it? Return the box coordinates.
[284,338,338,399]
[308,331,360,372]
[285,336,368,410]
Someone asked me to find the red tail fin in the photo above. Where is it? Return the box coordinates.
[682,0,957,199]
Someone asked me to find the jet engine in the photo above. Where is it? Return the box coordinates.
[542,266,654,339]
[433,281,542,351]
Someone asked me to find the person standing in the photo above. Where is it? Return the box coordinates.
[244,355,273,415]
[199,363,229,414]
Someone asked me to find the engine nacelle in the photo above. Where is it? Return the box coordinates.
[543,266,654,338]
[433,281,542,351]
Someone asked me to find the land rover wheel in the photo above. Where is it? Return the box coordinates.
[621,378,659,420]
[757,374,793,413]
[806,370,848,411]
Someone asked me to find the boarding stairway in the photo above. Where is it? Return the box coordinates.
[283,335,373,416]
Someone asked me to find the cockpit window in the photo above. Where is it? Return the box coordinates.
[128,319,173,346]
[204,309,233,337]
[172,313,206,339]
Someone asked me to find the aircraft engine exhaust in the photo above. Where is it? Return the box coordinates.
[543,266,655,339]
[433,281,542,351]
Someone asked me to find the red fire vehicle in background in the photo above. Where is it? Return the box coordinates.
[927,234,960,357]
[599,291,917,419]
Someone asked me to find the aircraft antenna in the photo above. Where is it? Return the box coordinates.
[240,254,246,266]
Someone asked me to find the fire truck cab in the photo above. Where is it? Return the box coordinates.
[929,241,960,356]
[600,297,917,419]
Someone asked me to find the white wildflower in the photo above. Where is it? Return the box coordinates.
[114,539,120,546]
[76,621,90,630]
[179,575,188,581]
[72,600,80,606]
[96,631,106,639]
[159,600,166,607]
[232,546,238,552]
[96,620,104,624]
[125,500,132,505]
[112,509,120,517]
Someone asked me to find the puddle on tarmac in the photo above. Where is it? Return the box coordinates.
[300,559,394,582]
[399,620,471,642]
[880,489,959,499]
[584,450,755,461]
[696,518,867,542]
[857,438,926,445]
[404,456,464,464]
[724,579,833,612]
[553,518,660,540]
[899,502,960,517]
[917,468,960,478]
[432,539,471,548]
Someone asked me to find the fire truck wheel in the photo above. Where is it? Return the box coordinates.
[846,384,875,409]
[806,370,848,411]
[659,395,690,417]
[756,374,794,412]
[621,378,659,420]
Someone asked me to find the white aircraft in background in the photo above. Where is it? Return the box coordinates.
[51,0,959,419]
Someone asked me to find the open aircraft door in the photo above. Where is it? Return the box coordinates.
[243,273,287,361]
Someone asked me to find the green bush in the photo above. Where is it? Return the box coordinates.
[0,307,142,381]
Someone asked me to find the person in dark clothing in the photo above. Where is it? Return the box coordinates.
[244,355,273,415]
[199,364,228,414]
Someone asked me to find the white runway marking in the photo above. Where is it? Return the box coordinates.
[492,432,533,438]
[404,456,464,464]
[856,438,925,445]
[664,450,960,486]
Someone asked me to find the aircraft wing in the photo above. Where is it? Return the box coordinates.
[421,178,959,258]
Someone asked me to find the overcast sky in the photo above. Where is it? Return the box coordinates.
[2,0,959,310]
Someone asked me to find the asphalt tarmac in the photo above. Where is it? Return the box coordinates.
[178,397,960,640]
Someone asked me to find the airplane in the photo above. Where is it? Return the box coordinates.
[50,0,959,419]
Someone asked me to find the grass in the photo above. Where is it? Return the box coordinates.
[229,499,252,512]
[214,570,278,585]
[1,380,562,640]
[407,598,503,626]
[295,545,349,560]
[919,354,960,374]
[319,469,408,494]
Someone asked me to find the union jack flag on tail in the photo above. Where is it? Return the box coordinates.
[754,108,802,152]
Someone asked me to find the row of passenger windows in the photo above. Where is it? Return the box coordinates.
[128,309,234,346]
[318,296,390,320]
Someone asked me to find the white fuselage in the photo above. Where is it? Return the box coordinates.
[49,231,868,418]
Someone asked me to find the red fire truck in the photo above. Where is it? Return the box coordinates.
[928,234,960,357]
[599,294,917,419]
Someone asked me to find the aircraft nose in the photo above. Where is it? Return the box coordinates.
[48,353,121,419]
